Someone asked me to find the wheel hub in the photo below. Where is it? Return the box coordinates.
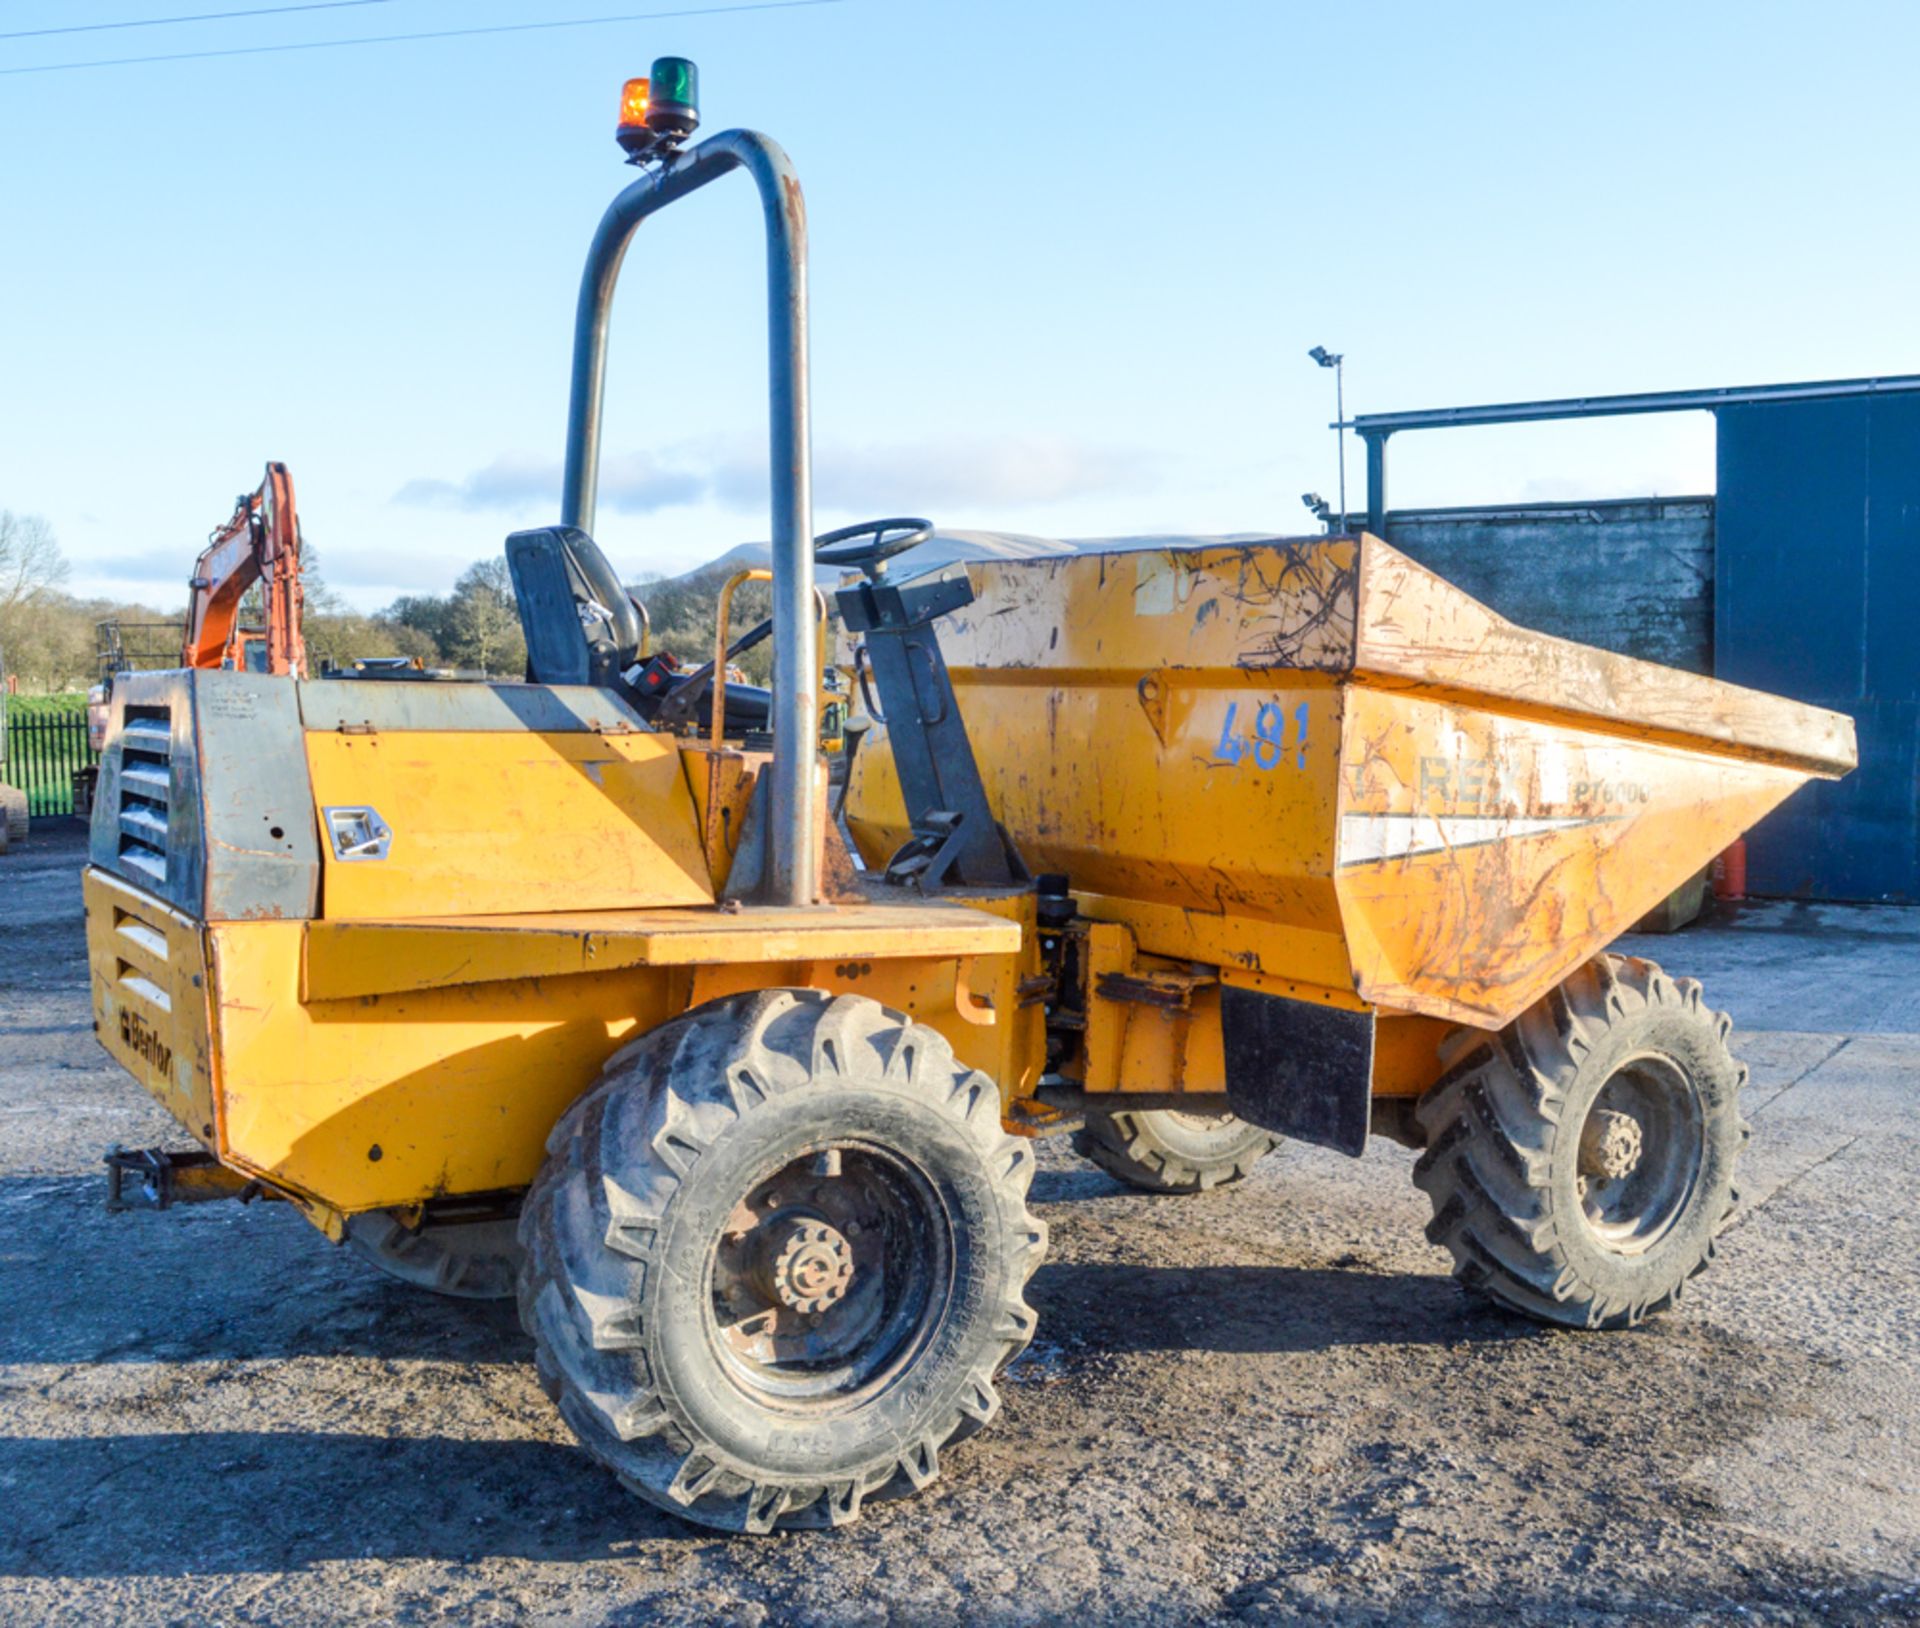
[1580,1107,1645,1181]
[709,1141,950,1405]
[767,1218,855,1314]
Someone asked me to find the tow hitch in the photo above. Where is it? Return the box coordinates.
[104,1146,266,1212]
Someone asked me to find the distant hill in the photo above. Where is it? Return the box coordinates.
[650,528,1296,591]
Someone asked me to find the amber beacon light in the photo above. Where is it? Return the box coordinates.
[616,57,700,164]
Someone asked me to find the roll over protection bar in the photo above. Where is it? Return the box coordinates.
[560,130,817,907]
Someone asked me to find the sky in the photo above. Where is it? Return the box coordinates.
[2,0,1917,613]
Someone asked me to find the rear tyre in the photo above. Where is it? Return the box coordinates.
[518,989,1047,1532]
[1413,954,1749,1330]
[343,1210,522,1301]
[1075,1108,1281,1194]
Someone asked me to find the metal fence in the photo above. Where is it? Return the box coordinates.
[2,701,97,817]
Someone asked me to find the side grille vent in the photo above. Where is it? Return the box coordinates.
[112,909,172,1013]
[116,704,173,886]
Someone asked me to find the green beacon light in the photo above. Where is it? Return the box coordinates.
[646,57,699,142]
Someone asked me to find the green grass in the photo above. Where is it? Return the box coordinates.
[6,692,88,716]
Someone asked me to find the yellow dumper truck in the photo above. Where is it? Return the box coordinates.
[85,64,1855,1532]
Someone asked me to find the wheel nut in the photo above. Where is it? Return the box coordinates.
[1579,1108,1644,1182]
[769,1219,854,1315]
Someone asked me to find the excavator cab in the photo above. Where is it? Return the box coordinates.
[232,632,271,674]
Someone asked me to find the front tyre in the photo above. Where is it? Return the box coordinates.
[518,990,1047,1533]
[1413,954,1749,1330]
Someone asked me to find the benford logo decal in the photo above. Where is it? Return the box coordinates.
[120,1008,174,1075]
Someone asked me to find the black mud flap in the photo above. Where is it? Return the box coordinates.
[1221,987,1375,1156]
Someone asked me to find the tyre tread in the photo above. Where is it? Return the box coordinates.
[517,989,1045,1532]
[1412,954,1744,1331]
[1074,1109,1282,1194]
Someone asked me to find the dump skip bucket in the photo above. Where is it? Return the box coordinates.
[844,534,1855,1028]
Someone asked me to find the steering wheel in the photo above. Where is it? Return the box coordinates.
[813,517,934,578]
[648,517,934,728]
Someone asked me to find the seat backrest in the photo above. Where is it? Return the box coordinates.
[505,526,645,687]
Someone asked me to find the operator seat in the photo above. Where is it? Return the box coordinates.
[505,525,645,689]
[504,524,773,734]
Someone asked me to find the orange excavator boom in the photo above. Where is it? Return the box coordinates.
[181,461,307,677]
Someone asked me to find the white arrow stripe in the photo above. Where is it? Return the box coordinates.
[1338,812,1614,867]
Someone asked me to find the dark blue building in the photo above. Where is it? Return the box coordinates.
[1356,376,1920,903]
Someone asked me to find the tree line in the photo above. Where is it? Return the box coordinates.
[0,509,772,692]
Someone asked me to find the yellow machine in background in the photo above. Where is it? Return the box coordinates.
[84,63,1854,1535]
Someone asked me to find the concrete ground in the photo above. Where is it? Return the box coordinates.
[2,822,1916,1626]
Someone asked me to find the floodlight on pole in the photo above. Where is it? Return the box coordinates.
[1309,345,1347,533]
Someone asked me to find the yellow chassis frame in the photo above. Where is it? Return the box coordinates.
[88,867,1037,1233]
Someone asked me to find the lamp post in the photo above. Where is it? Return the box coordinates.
[1309,346,1345,533]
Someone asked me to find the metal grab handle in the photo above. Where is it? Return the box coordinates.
[904,639,948,727]
[710,568,769,747]
[709,569,828,748]
[853,642,885,725]
[627,593,651,660]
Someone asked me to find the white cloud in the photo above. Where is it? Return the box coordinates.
[395,434,1160,520]
[395,450,710,516]
[393,452,558,513]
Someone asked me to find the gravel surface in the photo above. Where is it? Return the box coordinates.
[3,823,1917,1625]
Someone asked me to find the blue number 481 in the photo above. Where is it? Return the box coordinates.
[1215,700,1309,771]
